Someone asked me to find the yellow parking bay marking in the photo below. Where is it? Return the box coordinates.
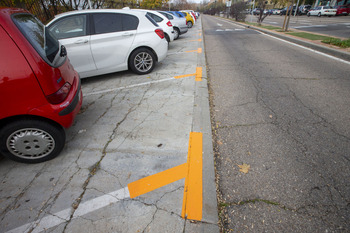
[195,67,202,81]
[128,163,187,198]
[185,48,202,54]
[181,132,203,220]
[174,67,202,81]
[188,38,202,42]
[128,132,203,221]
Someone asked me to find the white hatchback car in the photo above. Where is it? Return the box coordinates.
[158,11,188,40]
[124,8,175,43]
[47,9,168,78]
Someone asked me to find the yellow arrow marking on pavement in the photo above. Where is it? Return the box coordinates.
[128,132,203,221]
[174,67,202,81]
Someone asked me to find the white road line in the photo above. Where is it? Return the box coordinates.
[6,187,130,233]
[294,25,327,29]
[84,77,180,96]
[216,18,246,29]
[259,32,350,65]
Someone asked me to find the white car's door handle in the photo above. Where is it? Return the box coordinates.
[74,39,88,44]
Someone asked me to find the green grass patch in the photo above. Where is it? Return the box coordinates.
[285,32,334,41]
[322,38,350,48]
[245,22,259,26]
[245,22,281,30]
[260,25,281,30]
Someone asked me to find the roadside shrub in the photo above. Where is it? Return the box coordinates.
[230,2,246,22]
[322,38,350,48]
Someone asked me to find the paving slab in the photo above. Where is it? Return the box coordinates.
[0,18,219,233]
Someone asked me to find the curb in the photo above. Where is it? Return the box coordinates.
[187,17,220,232]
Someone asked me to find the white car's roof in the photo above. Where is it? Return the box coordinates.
[50,9,148,21]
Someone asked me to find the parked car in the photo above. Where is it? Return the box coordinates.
[335,5,350,15]
[168,11,185,18]
[252,8,262,15]
[125,8,175,43]
[180,11,194,28]
[47,9,168,78]
[271,8,282,15]
[0,7,83,163]
[264,9,273,15]
[280,6,299,15]
[307,6,337,17]
[298,5,312,15]
[182,10,197,22]
[159,11,188,40]
[195,12,200,18]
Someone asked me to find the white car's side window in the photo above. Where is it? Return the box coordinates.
[49,15,86,40]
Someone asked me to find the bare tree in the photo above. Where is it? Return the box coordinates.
[256,0,268,25]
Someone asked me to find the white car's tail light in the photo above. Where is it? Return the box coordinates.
[155,29,165,39]
[166,21,173,27]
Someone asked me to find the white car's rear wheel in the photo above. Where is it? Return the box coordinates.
[129,48,156,75]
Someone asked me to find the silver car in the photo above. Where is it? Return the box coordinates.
[158,11,188,40]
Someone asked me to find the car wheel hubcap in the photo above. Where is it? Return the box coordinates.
[7,128,55,159]
[134,52,153,73]
[174,30,179,39]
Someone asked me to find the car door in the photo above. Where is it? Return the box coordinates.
[48,14,97,74]
[90,13,137,72]
[314,7,321,15]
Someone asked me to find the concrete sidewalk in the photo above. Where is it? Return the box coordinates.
[0,18,219,233]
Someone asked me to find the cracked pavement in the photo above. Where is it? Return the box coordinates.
[203,15,350,232]
[0,18,219,233]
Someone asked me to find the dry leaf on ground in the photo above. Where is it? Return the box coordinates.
[237,163,251,174]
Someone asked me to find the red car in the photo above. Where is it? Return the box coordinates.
[0,7,82,163]
[335,5,350,15]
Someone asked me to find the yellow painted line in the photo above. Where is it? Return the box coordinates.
[185,48,202,53]
[195,67,202,81]
[128,163,187,198]
[188,39,202,42]
[174,73,196,79]
[182,132,203,221]
[174,67,202,81]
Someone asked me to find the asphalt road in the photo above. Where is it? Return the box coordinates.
[203,15,350,232]
[259,14,350,38]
